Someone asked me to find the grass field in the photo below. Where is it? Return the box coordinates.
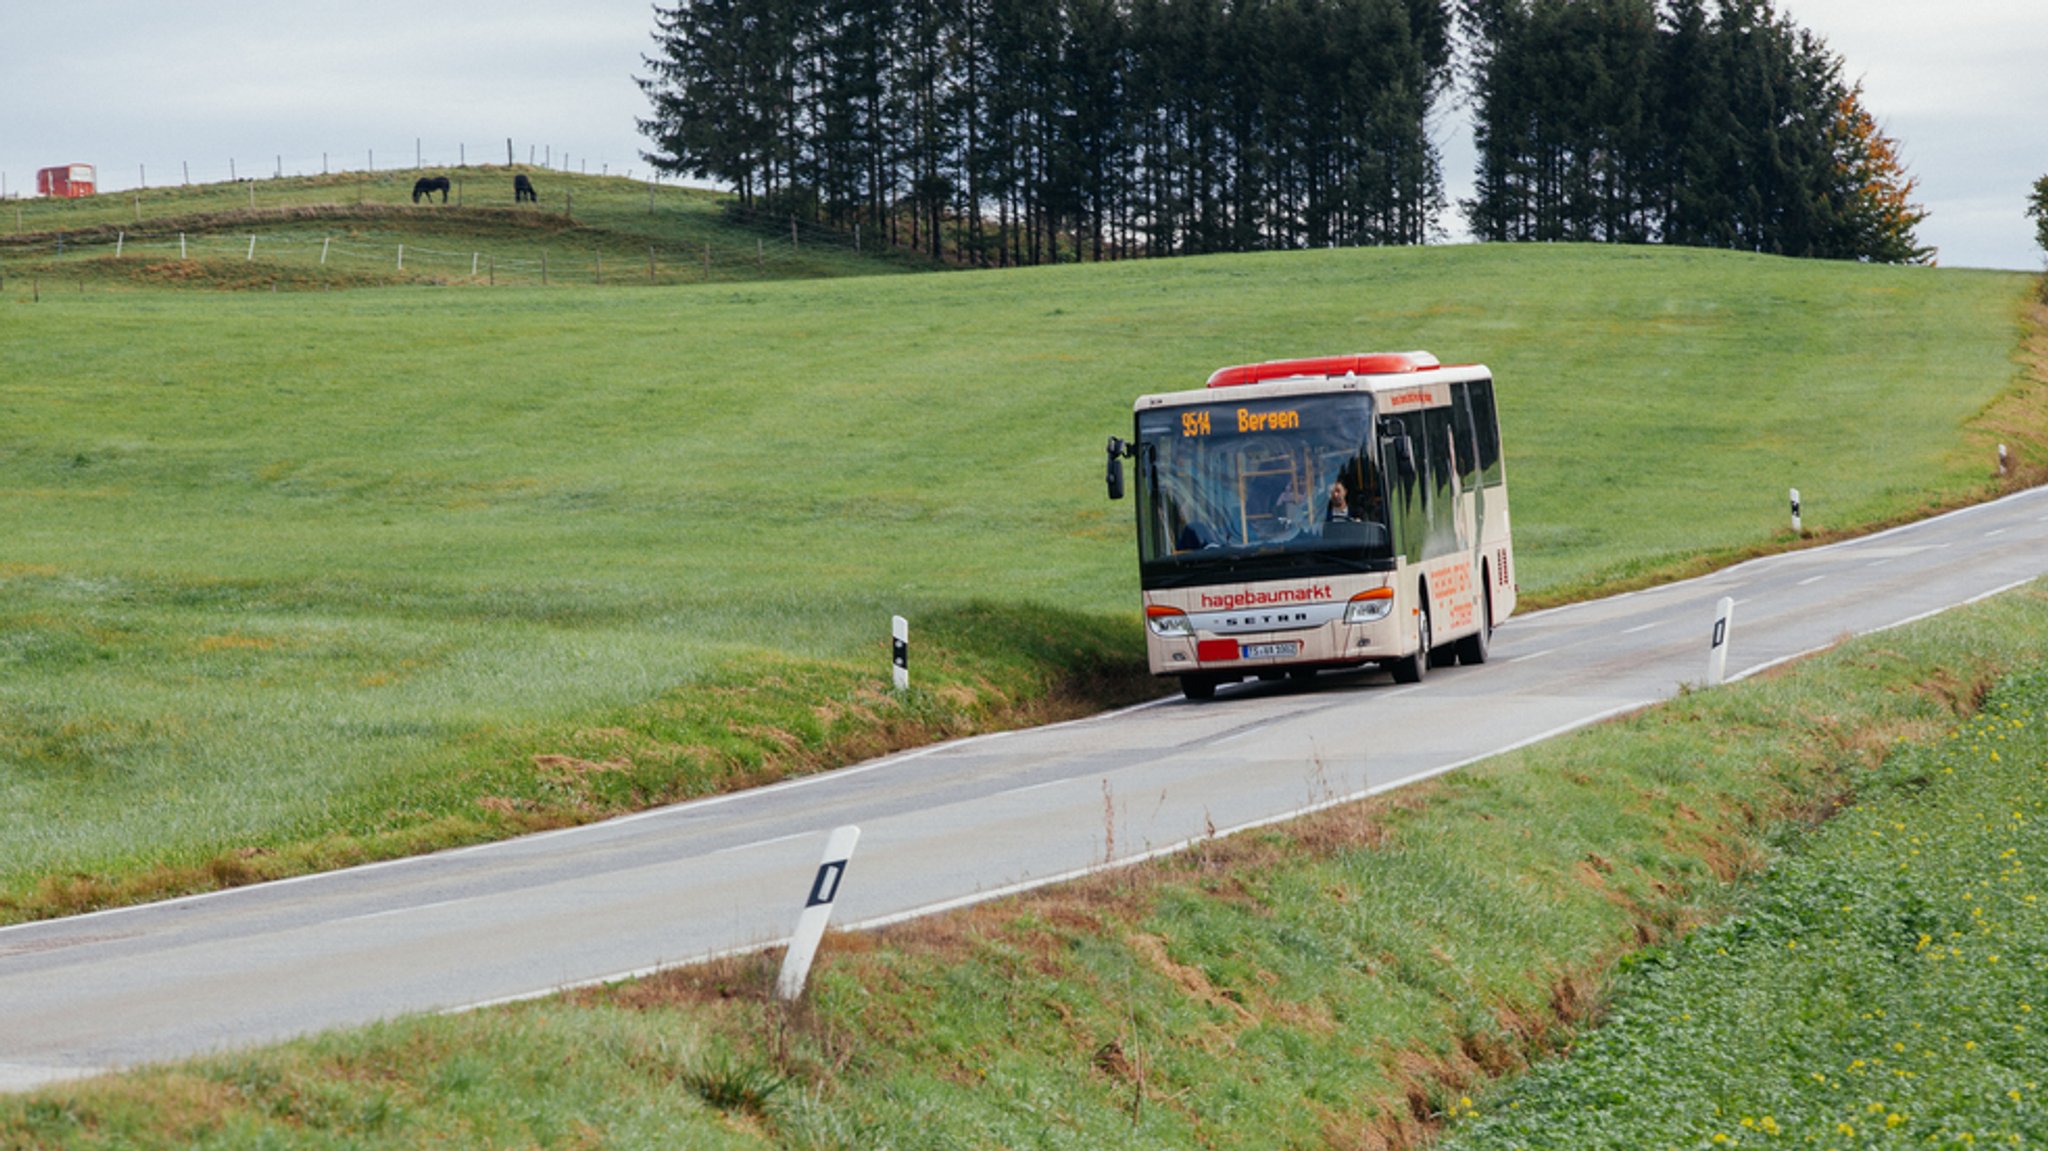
[1438,667,2048,1150]
[6,578,2043,1149]
[0,238,2041,924]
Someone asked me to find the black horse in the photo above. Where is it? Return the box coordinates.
[411,175,451,204]
[514,174,538,203]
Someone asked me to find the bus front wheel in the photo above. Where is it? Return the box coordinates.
[1389,602,1431,684]
[1456,571,1493,665]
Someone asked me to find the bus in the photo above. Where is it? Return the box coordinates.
[1105,352,1515,700]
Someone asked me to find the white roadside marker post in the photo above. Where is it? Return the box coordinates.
[891,615,909,692]
[1707,596,1735,687]
[775,825,861,1002]
[1789,488,1801,534]
[1999,443,2010,476]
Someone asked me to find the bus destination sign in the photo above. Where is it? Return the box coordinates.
[1181,407,1303,437]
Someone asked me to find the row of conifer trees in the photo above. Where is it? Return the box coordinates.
[637,0,1929,264]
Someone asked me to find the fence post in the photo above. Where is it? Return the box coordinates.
[541,251,548,285]
[397,244,404,271]
[647,246,655,281]
[116,231,124,258]
[321,237,330,265]
[247,235,256,261]
[180,233,187,259]
[507,138,514,166]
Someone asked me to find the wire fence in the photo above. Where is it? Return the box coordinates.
[0,200,915,290]
[1,139,648,202]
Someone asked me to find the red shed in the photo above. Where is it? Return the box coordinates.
[36,163,97,198]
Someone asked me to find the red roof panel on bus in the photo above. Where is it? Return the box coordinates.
[1205,351,1440,388]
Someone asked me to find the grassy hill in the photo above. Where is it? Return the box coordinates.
[0,168,932,288]
[0,243,2040,924]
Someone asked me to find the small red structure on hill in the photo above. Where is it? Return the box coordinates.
[37,164,97,198]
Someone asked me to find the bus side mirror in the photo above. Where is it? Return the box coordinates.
[1385,434,1416,482]
[1105,436,1130,500]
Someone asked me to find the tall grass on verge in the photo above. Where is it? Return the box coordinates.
[1435,672,2048,1150]
[6,586,2046,1150]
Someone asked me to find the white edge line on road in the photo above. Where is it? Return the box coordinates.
[997,777,1083,798]
[1514,483,2048,625]
[711,831,813,856]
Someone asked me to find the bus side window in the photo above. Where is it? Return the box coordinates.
[1382,412,1424,564]
[1450,382,1481,491]
[1469,377,1504,486]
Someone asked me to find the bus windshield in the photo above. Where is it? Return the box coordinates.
[1134,392,1393,585]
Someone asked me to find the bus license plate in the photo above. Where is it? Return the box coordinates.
[1241,642,1301,660]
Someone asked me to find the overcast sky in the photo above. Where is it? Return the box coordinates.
[3,1,2042,270]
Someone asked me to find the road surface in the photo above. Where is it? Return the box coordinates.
[4,484,2047,1091]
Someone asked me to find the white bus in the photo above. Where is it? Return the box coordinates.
[1106,352,1516,700]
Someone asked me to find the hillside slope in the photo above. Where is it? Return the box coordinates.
[0,168,931,288]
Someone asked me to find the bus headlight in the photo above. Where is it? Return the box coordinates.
[1344,588,1395,624]
[1146,605,1193,637]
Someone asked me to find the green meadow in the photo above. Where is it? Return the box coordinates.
[0,234,2040,923]
[1437,658,2048,1150]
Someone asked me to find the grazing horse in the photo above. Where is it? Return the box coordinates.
[411,175,451,204]
[514,174,538,203]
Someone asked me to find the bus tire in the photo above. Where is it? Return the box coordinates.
[1180,674,1218,701]
[1456,572,1493,666]
[1389,601,1430,684]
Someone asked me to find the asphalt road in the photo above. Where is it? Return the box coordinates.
[5,484,2047,1092]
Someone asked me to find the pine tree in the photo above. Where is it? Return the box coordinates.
[1822,85,1933,263]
